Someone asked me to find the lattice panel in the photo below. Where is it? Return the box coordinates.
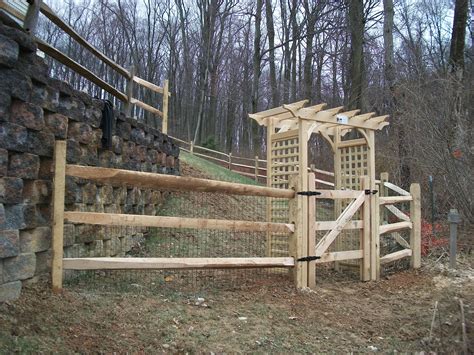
[267,130,299,257]
[336,142,369,266]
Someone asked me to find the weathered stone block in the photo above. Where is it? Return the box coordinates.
[10,100,44,131]
[98,149,114,168]
[3,253,35,281]
[8,153,39,179]
[66,139,81,164]
[0,177,23,203]
[0,92,11,121]
[22,180,51,204]
[0,281,22,302]
[130,127,146,145]
[79,144,98,166]
[82,183,97,204]
[166,156,175,169]
[27,130,55,157]
[4,204,44,230]
[0,203,5,227]
[136,146,146,162]
[44,113,68,139]
[0,33,19,68]
[65,176,81,204]
[84,105,102,128]
[0,148,7,177]
[30,84,59,112]
[68,122,93,144]
[111,135,122,154]
[20,227,51,253]
[63,224,75,247]
[116,121,131,140]
[0,122,28,151]
[98,185,113,205]
[38,157,53,179]
[0,229,19,258]
[0,68,32,102]
[57,95,85,121]
[75,224,99,243]
[0,18,36,52]
[16,53,48,85]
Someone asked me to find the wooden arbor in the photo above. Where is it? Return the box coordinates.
[249,100,393,285]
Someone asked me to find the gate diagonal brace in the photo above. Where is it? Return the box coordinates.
[297,191,322,197]
[297,256,321,262]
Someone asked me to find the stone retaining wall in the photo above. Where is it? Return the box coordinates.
[0,14,179,301]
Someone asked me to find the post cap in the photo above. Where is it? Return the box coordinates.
[448,209,461,224]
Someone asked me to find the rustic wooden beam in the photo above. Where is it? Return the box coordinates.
[315,250,363,263]
[36,40,128,102]
[39,2,130,78]
[51,141,66,292]
[379,196,413,205]
[380,249,412,265]
[64,212,294,234]
[63,257,295,270]
[379,221,413,235]
[65,165,295,198]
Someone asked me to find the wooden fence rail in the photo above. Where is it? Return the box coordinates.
[51,141,297,291]
[29,2,171,133]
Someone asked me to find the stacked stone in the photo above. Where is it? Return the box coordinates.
[0,14,179,301]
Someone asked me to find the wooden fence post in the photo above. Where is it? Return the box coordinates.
[307,173,316,289]
[361,176,371,281]
[52,141,66,292]
[288,176,308,289]
[410,183,421,268]
[124,66,135,117]
[162,79,169,134]
[254,156,259,181]
[24,0,43,34]
[380,172,389,223]
[228,152,232,170]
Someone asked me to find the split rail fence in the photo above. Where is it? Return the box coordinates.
[51,141,297,291]
[170,136,335,187]
[14,1,171,133]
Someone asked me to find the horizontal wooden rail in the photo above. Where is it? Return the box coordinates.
[65,165,295,198]
[315,250,363,263]
[193,152,228,165]
[130,98,163,117]
[314,220,363,231]
[316,190,362,199]
[380,249,412,264]
[133,76,168,95]
[194,145,229,158]
[379,196,413,205]
[39,2,130,79]
[64,212,294,234]
[37,40,128,102]
[379,221,413,235]
[63,257,295,270]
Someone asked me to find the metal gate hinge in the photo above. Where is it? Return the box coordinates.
[297,191,322,196]
[296,256,321,262]
[365,189,378,195]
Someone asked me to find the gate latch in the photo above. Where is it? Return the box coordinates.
[296,256,321,262]
[365,189,378,195]
[297,191,322,197]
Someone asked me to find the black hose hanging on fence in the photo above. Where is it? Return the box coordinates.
[100,100,114,150]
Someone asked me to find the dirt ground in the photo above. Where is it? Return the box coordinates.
[0,257,472,353]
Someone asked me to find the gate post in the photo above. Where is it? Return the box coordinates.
[360,176,371,281]
[288,176,308,289]
[52,141,67,292]
[307,173,316,289]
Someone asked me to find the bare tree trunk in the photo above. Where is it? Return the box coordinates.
[347,0,365,110]
[265,0,279,106]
